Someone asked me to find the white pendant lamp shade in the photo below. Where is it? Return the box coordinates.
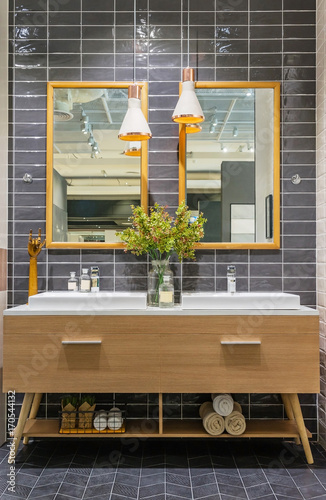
[172,68,205,124]
[118,85,152,141]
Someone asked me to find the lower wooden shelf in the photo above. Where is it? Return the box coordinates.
[24,419,159,438]
[23,418,311,439]
[163,419,311,438]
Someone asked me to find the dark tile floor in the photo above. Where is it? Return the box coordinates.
[0,438,326,499]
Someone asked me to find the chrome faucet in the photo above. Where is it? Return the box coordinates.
[227,265,236,293]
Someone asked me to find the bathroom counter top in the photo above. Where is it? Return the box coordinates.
[3,304,318,316]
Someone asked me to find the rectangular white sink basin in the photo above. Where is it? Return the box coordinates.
[181,292,301,310]
[28,291,147,311]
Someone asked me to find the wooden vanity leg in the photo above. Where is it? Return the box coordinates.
[281,394,300,445]
[8,393,34,464]
[288,393,313,465]
[23,393,43,445]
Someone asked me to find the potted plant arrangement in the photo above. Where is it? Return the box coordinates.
[117,201,206,306]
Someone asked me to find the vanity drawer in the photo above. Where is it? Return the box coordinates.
[3,316,160,393]
[4,313,319,394]
[160,331,320,394]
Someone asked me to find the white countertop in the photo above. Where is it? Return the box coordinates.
[3,304,319,316]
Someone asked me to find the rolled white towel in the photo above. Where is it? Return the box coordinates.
[108,415,123,430]
[211,393,234,416]
[199,402,225,436]
[93,410,108,431]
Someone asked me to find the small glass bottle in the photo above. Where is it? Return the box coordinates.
[159,274,174,308]
[227,265,236,293]
[91,266,100,292]
[68,271,78,291]
[80,268,91,293]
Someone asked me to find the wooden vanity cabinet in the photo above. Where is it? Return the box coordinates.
[3,315,161,393]
[160,315,320,394]
[3,311,320,464]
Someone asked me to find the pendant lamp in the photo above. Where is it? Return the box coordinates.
[118,0,152,142]
[124,141,141,156]
[186,123,202,134]
[172,68,204,124]
[118,85,152,141]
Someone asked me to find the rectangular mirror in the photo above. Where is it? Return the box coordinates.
[46,81,148,248]
[179,81,280,249]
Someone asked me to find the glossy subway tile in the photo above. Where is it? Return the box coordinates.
[285,0,316,8]
[49,0,81,10]
[14,0,47,11]
[250,0,282,9]
[250,11,283,24]
[284,25,316,38]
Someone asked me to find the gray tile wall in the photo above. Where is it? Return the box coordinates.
[316,0,325,448]
[8,0,318,438]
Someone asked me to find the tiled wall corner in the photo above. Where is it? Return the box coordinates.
[0,0,8,446]
[317,0,326,450]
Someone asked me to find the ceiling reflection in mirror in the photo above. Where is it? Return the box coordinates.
[182,83,280,248]
[47,82,147,247]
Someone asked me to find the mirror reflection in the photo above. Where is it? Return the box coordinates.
[181,82,280,248]
[47,82,148,247]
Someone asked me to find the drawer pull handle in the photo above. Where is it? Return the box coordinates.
[221,341,261,345]
[62,341,102,345]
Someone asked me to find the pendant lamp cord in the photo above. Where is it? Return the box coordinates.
[181,0,183,77]
[187,0,190,68]
[133,0,136,82]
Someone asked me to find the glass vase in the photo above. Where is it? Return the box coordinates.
[148,259,173,307]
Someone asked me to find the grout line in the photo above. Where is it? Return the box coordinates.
[248,0,250,80]
[186,441,195,500]
[113,0,116,82]
[231,451,251,500]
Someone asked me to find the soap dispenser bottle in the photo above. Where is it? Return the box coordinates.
[91,266,100,292]
[80,268,91,293]
[227,265,236,293]
[68,271,78,291]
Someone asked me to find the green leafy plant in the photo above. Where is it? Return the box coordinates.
[116,200,206,262]
[61,395,79,409]
[79,394,96,407]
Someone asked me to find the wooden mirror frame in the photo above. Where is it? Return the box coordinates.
[46,81,149,249]
[179,81,281,250]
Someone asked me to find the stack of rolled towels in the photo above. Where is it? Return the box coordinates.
[93,407,123,431]
[199,393,246,436]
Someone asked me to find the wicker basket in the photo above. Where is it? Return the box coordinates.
[61,403,77,429]
[59,407,126,434]
[78,402,96,429]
